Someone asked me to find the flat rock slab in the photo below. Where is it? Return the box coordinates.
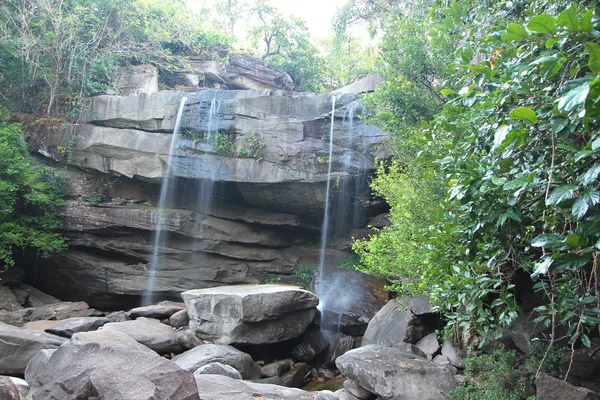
[537,373,600,400]
[336,344,457,400]
[194,374,338,400]
[101,317,180,354]
[44,316,109,338]
[172,344,261,380]
[25,330,198,400]
[0,322,65,376]
[182,284,318,345]
[127,301,186,319]
[28,301,101,322]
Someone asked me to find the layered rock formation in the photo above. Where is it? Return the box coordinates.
[23,89,389,308]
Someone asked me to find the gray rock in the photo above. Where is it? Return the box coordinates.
[194,374,338,400]
[335,389,362,400]
[0,286,22,312]
[101,317,181,354]
[362,296,435,347]
[44,316,109,338]
[261,359,293,378]
[433,354,458,375]
[537,373,600,400]
[24,349,55,387]
[441,341,463,368]
[323,333,355,366]
[509,315,548,354]
[111,65,158,96]
[416,333,440,360]
[281,363,309,388]
[0,309,33,327]
[0,266,25,285]
[336,345,457,400]
[0,376,27,399]
[26,330,199,400]
[392,342,427,358]
[182,284,318,345]
[177,328,204,350]
[22,320,58,332]
[194,362,242,380]
[0,322,65,375]
[10,284,59,308]
[220,54,295,91]
[105,310,128,322]
[28,301,100,321]
[292,329,330,362]
[170,309,190,328]
[343,379,375,399]
[127,300,186,320]
[333,73,383,95]
[172,344,261,380]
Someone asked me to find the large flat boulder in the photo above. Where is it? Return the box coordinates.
[194,374,338,400]
[336,345,457,400]
[100,317,181,354]
[44,316,109,338]
[0,322,65,376]
[182,284,319,345]
[26,330,198,399]
[127,301,186,319]
[537,373,599,400]
[172,344,261,380]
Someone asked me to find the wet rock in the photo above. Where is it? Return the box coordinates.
[194,362,242,380]
[172,344,261,380]
[537,373,599,400]
[323,333,355,366]
[101,317,181,354]
[194,374,338,400]
[281,362,309,388]
[170,309,190,328]
[127,300,186,320]
[343,379,375,400]
[336,345,457,400]
[416,333,440,360]
[362,296,436,347]
[0,322,65,376]
[44,316,109,338]
[292,329,330,362]
[182,284,318,345]
[25,330,198,399]
[261,359,293,378]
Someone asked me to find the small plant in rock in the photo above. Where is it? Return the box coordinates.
[247,133,265,161]
[210,133,235,155]
[264,276,282,284]
[87,193,103,204]
[238,146,248,156]
[294,264,316,290]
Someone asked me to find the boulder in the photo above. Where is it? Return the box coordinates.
[537,373,599,400]
[10,284,60,308]
[172,344,261,380]
[343,379,375,400]
[441,342,463,368]
[281,362,309,388]
[177,328,204,350]
[100,317,181,354]
[24,349,55,385]
[0,376,27,399]
[0,322,65,376]
[194,362,242,380]
[170,309,190,328]
[416,333,440,360]
[261,359,293,378]
[27,301,100,321]
[0,266,25,285]
[220,54,295,91]
[322,333,355,366]
[127,301,186,320]
[0,309,33,327]
[432,355,457,375]
[44,316,109,338]
[292,329,330,362]
[333,74,383,94]
[25,330,198,399]
[362,296,436,347]
[194,374,338,400]
[109,65,158,96]
[335,389,362,400]
[336,345,457,400]
[0,286,22,311]
[182,284,318,345]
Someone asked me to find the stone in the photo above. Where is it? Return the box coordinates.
[509,315,549,354]
[220,54,295,91]
[560,347,600,380]
[25,330,198,399]
[335,389,362,400]
[127,300,186,320]
[343,379,375,400]
[0,309,33,327]
[24,349,55,385]
[110,65,158,96]
[336,345,457,400]
[322,333,355,366]
[441,341,463,368]
[333,74,383,94]
[100,317,181,354]
[10,284,60,308]
[177,328,204,349]
[172,344,261,380]
[182,284,318,345]
[281,363,309,388]
[0,322,65,376]
[362,296,436,347]
[392,342,427,358]
[194,374,338,400]
[537,373,599,400]
[261,359,293,378]
[416,333,440,360]
[44,316,109,338]
[0,286,22,311]
[292,329,330,362]
[105,310,128,322]
[170,309,190,328]
[433,355,458,375]
[0,376,27,399]
[194,363,242,380]
[22,320,59,333]
[0,266,25,285]
[27,301,100,321]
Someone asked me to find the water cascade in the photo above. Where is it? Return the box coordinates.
[142,96,188,305]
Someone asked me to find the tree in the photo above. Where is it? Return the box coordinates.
[0,107,67,267]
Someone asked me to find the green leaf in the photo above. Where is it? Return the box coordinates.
[527,14,556,34]
[581,334,592,348]
[531,234,565,248]
[532,54,566,79]
[573,197,589,220]
[558,82,590,113]
[557,3,579,32]
[578,162,600,186]
[564,233,584,248]
[509,107,538,125]
[492,125,511,153]
[501,23,530,42]
[532,256,553,277]
[553,253,589,272]
[440,88,457,96]
[580,10,593,32]
[546,184,577,206]
[586,43,600,74]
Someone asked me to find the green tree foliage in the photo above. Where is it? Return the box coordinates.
[321,32,377,90]
[0,107,67,267]
[357,0,600,346]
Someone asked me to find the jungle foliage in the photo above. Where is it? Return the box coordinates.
[352,0,600,352]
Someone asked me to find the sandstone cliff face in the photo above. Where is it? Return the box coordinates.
[23,90,389,308]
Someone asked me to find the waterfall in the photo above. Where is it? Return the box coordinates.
[142,96,188,305]
[317,95,336,309]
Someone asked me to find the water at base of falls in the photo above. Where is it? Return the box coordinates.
[142,96,188,306]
